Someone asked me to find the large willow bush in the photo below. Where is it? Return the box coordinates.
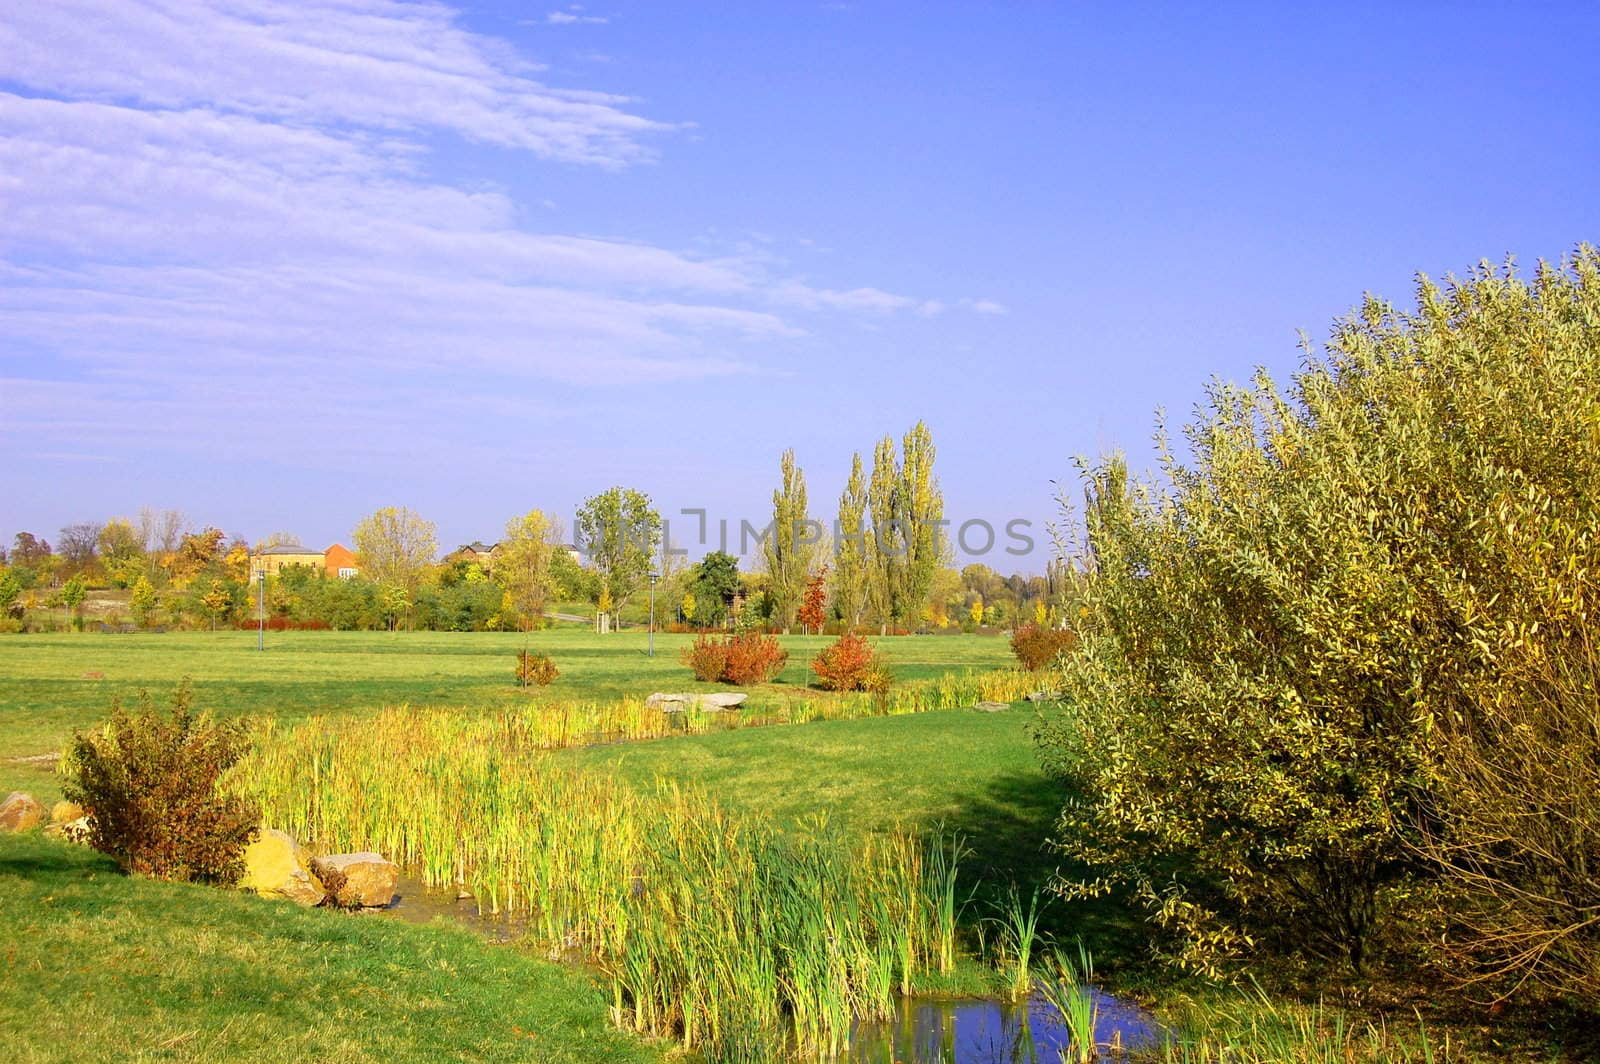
[1038,249,1600,994]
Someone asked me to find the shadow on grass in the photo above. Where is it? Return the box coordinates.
[939,768,1148,972]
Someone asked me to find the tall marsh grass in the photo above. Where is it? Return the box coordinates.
[498,666,1037,751]
[1033,944,1098,1064]
[231,705,980,1062]
[1156,989,1450,1063]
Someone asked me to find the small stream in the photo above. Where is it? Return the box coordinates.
[379,876,1164,1063]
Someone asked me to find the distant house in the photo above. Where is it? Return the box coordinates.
[324,542,359,579]
[453,541,500,570]
[250,543,325,578]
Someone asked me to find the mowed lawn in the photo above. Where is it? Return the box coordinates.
[0,832,664,1064]
[0,629,1013,798]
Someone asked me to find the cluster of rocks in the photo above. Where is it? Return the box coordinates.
[239,829,399,909]
[3,791,396,911]
[645,692,748,712]
[1,791,88,837]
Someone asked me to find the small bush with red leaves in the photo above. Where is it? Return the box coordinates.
[234,616,330,631]
[1010,624,1078,671]
[682,633,787,684]
[811,633,888,692]
[62,682,259,883]
[515,650,559,686]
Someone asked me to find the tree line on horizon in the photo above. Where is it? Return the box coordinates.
[0,423,1067,634]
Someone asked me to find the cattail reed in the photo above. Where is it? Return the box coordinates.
[230,702,982,1062]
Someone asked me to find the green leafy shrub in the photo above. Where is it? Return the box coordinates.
[1037,250,1600,981]
[1416,617,1600,1006]
[811,633,884,691]
[515,650,559,686]
[61,683,259,883]
[1009,624,1077,671]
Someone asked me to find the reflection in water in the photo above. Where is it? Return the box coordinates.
[847,991,1163,1063]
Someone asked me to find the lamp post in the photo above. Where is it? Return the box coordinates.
[256,568,265,651]
[648,571,659,657]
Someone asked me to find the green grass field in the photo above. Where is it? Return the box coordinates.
[0,831,665,1064]
[564,707,1062,878]
[0,629,1013,801]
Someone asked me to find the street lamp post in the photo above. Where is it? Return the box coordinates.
[648,571,659,657]
[256,568,265,651]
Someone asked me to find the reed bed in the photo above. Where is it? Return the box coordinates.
[230,705,982,1062]
[1152,990,1451,1064]
[495,666,1037,752]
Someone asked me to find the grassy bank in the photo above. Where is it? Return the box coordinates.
[0,831,664,1064]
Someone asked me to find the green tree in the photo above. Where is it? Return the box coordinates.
[97,519,145,588]
[352,507,438,623]
[866,436,901,632]
[762,448,818,632]
[130,575,158,628]
[550,546,596,602]
[378,584,411,632]
[574,487,661,626]
[832,452,870,630]
[497,509,559,634]
[896,420,945,625]
[0,569,21,619]
[689,551,741,627]
[199,580,232,631]
[61,573,88,630]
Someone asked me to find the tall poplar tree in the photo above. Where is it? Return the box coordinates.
[866,436,901,632]
[762,448,815,632]
[897,420,945,625]
[833,452,870,629]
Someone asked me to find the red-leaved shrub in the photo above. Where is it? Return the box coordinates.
[234,616,331,632]
[1010,624,1077,671]
[682,633,787,684]
[811,633,886,692]
[62,683,259,883]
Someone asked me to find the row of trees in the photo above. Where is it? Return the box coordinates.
[2,511,242,593]
[742,422,951,633]
[4,424,1058,634]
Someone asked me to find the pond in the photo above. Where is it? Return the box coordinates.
[846,991,1164,1063]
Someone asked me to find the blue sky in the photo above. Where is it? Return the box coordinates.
[3,2,1597,569]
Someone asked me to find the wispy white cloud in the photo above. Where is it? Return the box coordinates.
[0,0,656,165]
[547,7,608,26]
[0,0,987,466]
[962,298,1009,315]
